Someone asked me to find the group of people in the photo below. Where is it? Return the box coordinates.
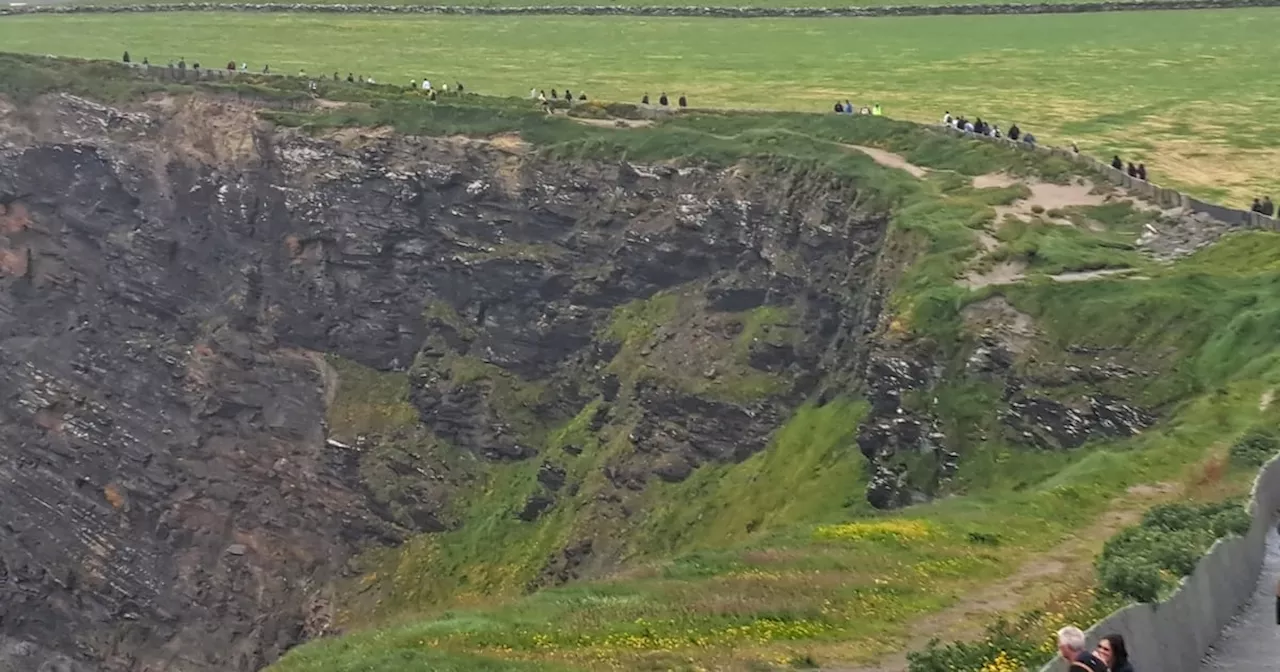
[1057,627,1133,672]
[1251,196,1275,216]
[641,92,688,108]
[123,50,471,96]
[533,87,588,102]
[943,110,1036,145]
[1110,156,1148,182]
[832,100,883,115]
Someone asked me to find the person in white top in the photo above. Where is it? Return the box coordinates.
[943,111,952,124]
[422,79,431,91]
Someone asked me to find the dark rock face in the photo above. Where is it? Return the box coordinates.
[0,93,890,670]
[1002,394,1153,450]
[856,349,956,509]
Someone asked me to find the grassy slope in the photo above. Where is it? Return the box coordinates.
[8,53,1280,671]
[2,10,1280,203]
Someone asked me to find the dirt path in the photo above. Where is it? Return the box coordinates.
[829,483,1180,672]
[960,260,1027,288]
[843,144,929,178]
[1048,268,1145,283]
[569,116,653,129]
[960,173,1143,290]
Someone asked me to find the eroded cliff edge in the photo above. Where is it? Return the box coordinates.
[0,93,899,671]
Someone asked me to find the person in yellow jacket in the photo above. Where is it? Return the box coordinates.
[872,103,883,116]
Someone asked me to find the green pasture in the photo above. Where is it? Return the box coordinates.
[77,0,1118,8]
[2,9,1279,205]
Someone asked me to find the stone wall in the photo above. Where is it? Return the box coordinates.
[1034,455,1280,672]
[3,0,1280,18]
[942,126,1280,231]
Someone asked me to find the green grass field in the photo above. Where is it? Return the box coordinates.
[74,0,1121,8]
[2,9,1279,205]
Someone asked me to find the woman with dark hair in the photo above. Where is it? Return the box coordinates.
[1094,634,1133,672]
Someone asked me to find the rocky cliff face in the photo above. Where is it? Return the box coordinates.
[0,93,892,671]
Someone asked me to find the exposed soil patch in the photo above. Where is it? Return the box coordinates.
[972,172,1021,189]
[843,144,929,179]
[1048,268,1143,283]
[961,295,1038,355]
[570,116,654,129]
[960,259,1027,289]
[993,179,1109,224]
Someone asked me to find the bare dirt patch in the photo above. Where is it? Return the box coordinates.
[569,117,654,129]
[994,180,1110,224]
[324,125,395,150]
[0,247,29,277]
[960,259,1027,289]
[1048,268,1142,283]
[168,96,260,166]
[961,295,1038,354]
[843,144,928,179]
[485,132,531,154]
[0,201,30,234]
[972,172,1020,189]
[1260,389,1274,412]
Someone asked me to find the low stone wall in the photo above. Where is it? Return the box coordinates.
[3,0,1280,18]
[941,125,1280,231]
[1032,454,1280,672]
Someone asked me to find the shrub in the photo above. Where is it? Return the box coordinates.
[1229,427,1280,467]
[1095,498,1248,602]
[1097,555,1163,603]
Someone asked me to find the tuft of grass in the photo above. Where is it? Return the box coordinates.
[327,355,420,440]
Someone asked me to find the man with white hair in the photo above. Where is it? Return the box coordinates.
[1058,626,1107,672]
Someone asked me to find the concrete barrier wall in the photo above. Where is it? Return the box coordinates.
[1036,454,1280,672]
[4,0,1280,18]
[940,126,1279,232]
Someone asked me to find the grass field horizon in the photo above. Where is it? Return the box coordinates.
[70,0,1139,9]
[3,9,1279,205]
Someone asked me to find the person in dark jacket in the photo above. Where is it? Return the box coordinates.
[1262,196,1275,216]
[1058,627,1107,672]
[642,93,650,105]
[1136,163,1147,181]
[1007,124,1021,141]
[659,92,669,106]
[123,51,131,64]
[1111,156,1123,170]
[1095,634,1132,672]
[1127,163,1138,178]
[1252,198,1264,213]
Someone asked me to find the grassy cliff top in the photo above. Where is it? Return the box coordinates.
[2,9,1280,205]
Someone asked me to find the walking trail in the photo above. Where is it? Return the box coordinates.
[828,483,1180,672]
[1199,526,1280,671]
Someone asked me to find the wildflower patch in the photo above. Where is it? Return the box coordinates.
[813,519,932,542]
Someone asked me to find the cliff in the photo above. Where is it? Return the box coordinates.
[0,58,1229,672]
